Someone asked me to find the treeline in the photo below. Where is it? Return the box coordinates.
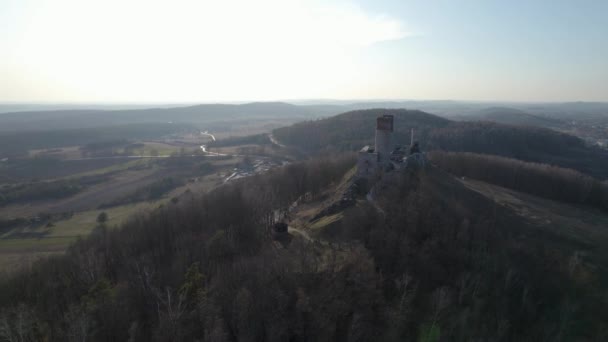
[430,121,583,157]
[80,139,132,157]
[0,174,110,207]
[0,155,356,341]
[429,121,608,179]
[429,151,608,210]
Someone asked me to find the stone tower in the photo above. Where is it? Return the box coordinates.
[375,114,394,163]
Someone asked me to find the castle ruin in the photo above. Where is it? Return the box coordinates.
[357,114,424,177]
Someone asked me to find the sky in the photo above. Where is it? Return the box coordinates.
[1,0,607,103]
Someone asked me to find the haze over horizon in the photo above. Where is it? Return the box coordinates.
[2,0,607,103]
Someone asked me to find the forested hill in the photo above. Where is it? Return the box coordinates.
[272,109,451,152]
[273,108,608,179]
[1,156,607,340]
[465,106,564,127]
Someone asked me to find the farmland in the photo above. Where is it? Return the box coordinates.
[0,128,289,272]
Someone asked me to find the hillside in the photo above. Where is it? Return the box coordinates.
[272,108,451,152]
[0,122,190,157]
[273,108,608,179]
[296,164,608,341]
[1,156,608,340]
[464,106,564,127]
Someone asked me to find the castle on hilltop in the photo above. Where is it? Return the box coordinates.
[357,114,424,177]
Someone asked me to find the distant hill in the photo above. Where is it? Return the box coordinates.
[525,102,608,121]
[3,100,606,133]
[463,106,564,127]
[0,102,340,132]
[273,108,608,179]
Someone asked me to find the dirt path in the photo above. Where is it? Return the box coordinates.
[288,226,313,242]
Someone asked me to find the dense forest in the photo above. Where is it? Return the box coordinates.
[358,166,608,341]
[428,121,608,179]
[273,109,608,179]
[272,109,449,153]
[0,156,356,341]
[1,154,607,341]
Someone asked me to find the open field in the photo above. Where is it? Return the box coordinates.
[68,158,154,177]
[0,155,243,217]
[28,146,83,159]
[0,170,228,272]
[0,201,159,273]
[119,141,199,156]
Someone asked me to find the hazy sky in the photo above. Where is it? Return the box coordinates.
[1,0,607,103]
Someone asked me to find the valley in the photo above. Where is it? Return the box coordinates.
[0,124,293,271]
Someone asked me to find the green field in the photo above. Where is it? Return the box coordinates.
[0,201,162,273]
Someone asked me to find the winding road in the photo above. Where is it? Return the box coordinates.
[200,131,216,141]
[199,145,227,156]
[268,133,285,148]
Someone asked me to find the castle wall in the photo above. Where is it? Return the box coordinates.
[357,147,378,177]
